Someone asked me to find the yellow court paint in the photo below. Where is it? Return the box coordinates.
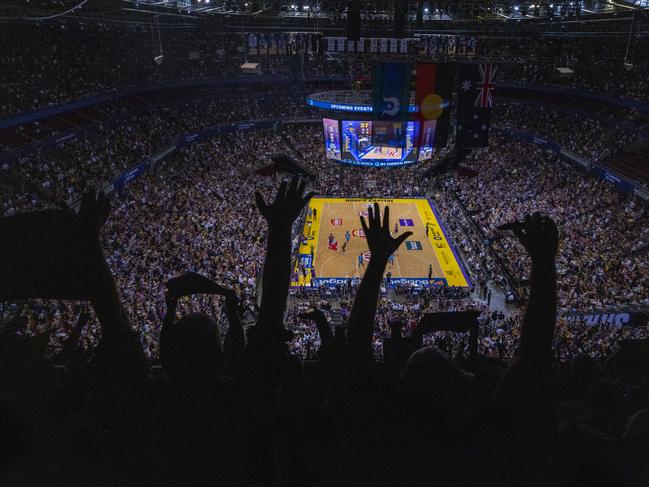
[292,197,469,288]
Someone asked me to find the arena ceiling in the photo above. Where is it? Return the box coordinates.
[1,0,647,30]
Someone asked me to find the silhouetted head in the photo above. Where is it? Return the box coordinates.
[623,409,649,439]
[161,313,224,387]
[400,346,472,417]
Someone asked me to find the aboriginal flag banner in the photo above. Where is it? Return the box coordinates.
[415,62,455,148]
[372,62,412,122]
[456,63,497,148]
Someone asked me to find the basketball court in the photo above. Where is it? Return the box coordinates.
[292,197,470,288]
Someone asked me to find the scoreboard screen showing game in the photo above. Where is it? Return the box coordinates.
[418,120,437,161]
[323,120,432,167]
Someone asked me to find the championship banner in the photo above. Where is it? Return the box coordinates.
[259,33,268,54]
[370,38,378,52]
[379,38,388,53]
[248,33,258,54]
[390,38,398,53]
[467,37,477,55]
[456,63,497,148]
[277,34,286,55]
[347,39,355,52]
[400,39,409,53]
[372,62,412,122]
[269,33,277,55]
[447,35,456,55]
[357,38,364,52]
[337,37,345,52]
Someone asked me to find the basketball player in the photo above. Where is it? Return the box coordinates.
[345,230,351,243]
[313,207,317,220]
[428,264,433,284]
[358,253,365,268]
[394,222,399,235]
[388,253,395,266]
[342,240,347,253]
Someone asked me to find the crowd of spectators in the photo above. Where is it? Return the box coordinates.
[3,100,647,366]
[2,18,649,485]
[451,135,649,311]
[1,94,308,214]
[2,171,649,485]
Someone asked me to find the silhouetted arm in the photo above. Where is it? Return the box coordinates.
[75,192,133,340]
[254,177,314,334]
[243,177,313,486]
[159,292,178,363]
[222,290,245,378]
[346,203,411,366]
[493,213,558,402]
[55,307,89,367]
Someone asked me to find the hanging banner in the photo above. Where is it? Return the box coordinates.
[390,38,398,53]
[467,37,477,55]
[447,35,457,55]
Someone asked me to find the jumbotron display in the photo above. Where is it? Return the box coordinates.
[322,118,436,167]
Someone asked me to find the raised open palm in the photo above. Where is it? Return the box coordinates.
[360,202,412,263]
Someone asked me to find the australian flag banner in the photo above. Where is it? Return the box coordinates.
[372,62,413,122]
[456,63,497,148]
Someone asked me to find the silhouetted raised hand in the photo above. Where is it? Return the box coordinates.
[360,202,413,263]
[255,177,315,230]
[498,212,558,265]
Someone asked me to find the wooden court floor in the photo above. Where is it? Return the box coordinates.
[293,198,469,288]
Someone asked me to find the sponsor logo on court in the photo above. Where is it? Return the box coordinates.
[311,277,448,288]
[352,229,366,238]
[399,218,414,227]
[405,241,423,251]
[330,218,343,226]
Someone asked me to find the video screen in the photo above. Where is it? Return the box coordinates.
[322,118,341,160]
[418,120,436,161]
[322,119,433,166]
[340,120,423,166]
